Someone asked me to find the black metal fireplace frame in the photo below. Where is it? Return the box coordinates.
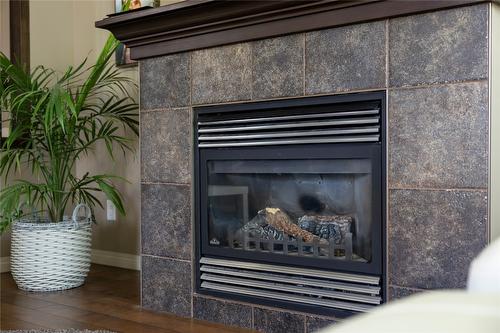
[193,91,387,317]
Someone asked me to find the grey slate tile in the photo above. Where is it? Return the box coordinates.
[193,296,252,329]
[252,34,304,99]
[305,316,337,333]
[192,43,252,104]
[140,108,191,184]
[389,189,488,289]
[305,21,386,94]
[253,307,305,333]
[142,256,192,317]
[140,54,190,110]
[389,82,488,189]
[141,184,191,260]
[388,286,423,301]
[389,4,488,87]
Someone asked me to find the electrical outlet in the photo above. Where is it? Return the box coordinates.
[107,200,116,222]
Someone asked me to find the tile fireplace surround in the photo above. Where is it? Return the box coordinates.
[97,1,499,332]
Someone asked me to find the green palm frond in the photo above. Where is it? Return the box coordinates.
[0,31,138,231]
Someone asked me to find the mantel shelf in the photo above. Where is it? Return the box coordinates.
[95,0,488,60]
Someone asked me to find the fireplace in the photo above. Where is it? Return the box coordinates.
[97,1,493,330]
[194,92,386,316]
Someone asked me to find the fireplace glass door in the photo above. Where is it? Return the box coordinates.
[200,146,382,273]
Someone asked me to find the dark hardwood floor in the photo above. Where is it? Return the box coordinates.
[1,264,253,332]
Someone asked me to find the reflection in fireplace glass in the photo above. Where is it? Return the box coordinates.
[207,159,372,262]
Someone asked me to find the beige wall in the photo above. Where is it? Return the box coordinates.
[29,0,74,73]
[0,1,9,57]
[160,0,184,6]
[72,0,140,256]
[1,0,140,259]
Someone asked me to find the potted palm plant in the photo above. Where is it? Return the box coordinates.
[0,33,138,291]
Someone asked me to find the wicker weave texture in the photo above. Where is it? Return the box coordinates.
[10,205,92,292]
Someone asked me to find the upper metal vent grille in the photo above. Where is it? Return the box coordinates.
[197,107,381,148]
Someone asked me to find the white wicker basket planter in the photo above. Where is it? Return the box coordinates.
[10,204,92,292]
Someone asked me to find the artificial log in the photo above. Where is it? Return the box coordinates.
[239,221,284,241]
[259,207,320,243]
[238,209,283,241]
[298,214,352,244]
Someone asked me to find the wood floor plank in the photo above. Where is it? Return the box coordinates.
[78,312,179,333]
[1,302,101,330]
[0,316,50,330]
[1,265,255,333]
[12,293,249,333]
[33,304,177,333]
[1,290,57,309]
[36,303,111,323]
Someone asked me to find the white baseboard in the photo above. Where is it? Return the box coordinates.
[91,249,141,271]
[0,250,140,273]
[0,256,10,273]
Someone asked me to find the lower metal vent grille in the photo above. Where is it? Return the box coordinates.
[199,257,381,313]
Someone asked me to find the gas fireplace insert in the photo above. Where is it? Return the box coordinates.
[194,92,386,317]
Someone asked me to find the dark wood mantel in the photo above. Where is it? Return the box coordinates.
[95,0,489,60]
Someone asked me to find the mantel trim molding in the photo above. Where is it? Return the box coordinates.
[95,0,489,60]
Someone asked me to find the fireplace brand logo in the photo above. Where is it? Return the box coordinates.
[209,238,221,246]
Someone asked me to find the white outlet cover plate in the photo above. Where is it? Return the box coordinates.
[107,200,116,221]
